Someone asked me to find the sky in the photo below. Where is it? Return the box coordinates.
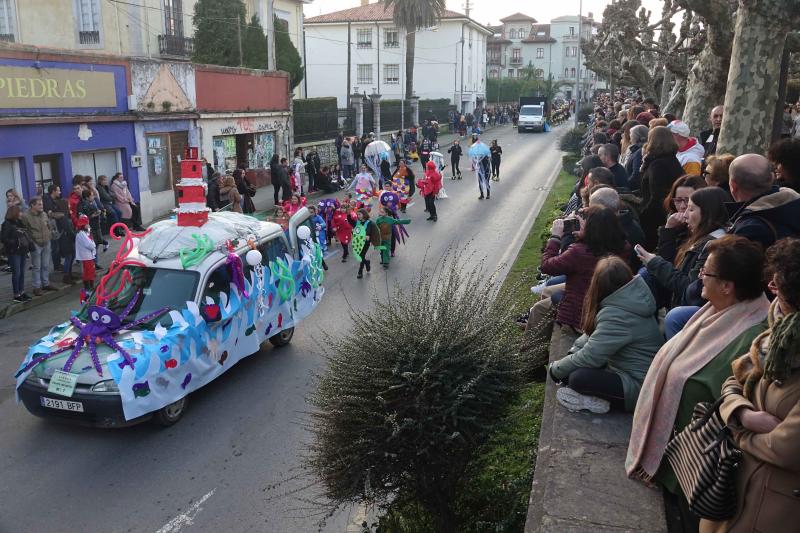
[304,0,668,28]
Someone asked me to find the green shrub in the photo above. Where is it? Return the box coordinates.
[577,105,594,123]
[308,250,524,533]
[558,126,586,154]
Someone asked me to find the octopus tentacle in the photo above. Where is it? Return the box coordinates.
[120,307,170,331]
[62,336,86,373]
[87,339,103,376]
[14,342,76,378]
[104,337,136,369]
[119,290,141,320]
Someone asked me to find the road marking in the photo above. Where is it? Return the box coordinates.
[156,489,216,533]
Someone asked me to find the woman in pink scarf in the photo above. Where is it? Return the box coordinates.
[626,236,769,527]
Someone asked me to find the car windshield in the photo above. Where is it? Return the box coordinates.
[521,106,543,116]
[77,266,199,330]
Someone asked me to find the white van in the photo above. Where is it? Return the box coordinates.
[518,105,545,132]
[15,209,323,427]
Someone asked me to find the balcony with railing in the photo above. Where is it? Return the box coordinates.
[488,56,505,66]
[159,34,194,58]
[0,33,14,43]
[509,56,523,65]
[79,31,100,45]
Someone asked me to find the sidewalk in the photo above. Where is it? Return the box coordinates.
[0,123,510,318]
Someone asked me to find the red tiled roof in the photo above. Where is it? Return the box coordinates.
[499,13,537,23]
[523,24,556,43]
[306,2,465,24]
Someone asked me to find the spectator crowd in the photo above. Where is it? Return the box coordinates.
[522,90,800,533]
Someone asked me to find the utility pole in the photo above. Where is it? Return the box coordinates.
[266,0,276,71]
[237,15,244,67]
[573,0,582,127]
[464,0,472,19]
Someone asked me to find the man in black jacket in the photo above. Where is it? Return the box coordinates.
[728,154,800,249]
[699,105,723,158]
[599,143,629,189]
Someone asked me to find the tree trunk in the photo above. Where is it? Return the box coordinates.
[405,30,415,101]
[679,0,733,135]
[663,77,687,116]
[771,43,791,144]
[717,0,797,155]
[660,65,672,110]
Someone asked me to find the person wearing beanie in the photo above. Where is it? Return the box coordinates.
[667,120,704,175]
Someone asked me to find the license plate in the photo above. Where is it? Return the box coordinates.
[40,396,84,412]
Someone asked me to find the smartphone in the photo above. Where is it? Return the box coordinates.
[563,218,580,234]
[634,244,645,257]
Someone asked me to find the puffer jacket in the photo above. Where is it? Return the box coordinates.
[540,239,599,330]
[549,275,663,411]
[728,186,800,250]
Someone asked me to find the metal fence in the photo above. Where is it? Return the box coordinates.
[381,100,414,132]
[294,108,356,144]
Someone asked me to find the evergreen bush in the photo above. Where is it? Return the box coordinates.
[308,250,524,533]
[558,126,587,154]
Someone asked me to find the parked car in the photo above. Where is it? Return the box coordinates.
[15,210,324,427]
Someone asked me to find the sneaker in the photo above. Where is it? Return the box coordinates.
[341,257,348,263]
[478,195,484,200]
[12,295,24,303]
[531,282,547,295]
[431,217,437,222]
[486,193,491,200]
[365,260,371,273]
[556,387,610,414]
[33,288,43,296]
[382,264,389,270]
[20,293,32,301]
[357,272,363,279]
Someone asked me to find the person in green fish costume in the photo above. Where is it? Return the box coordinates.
[374,204,410,269]
[352,208,384,279]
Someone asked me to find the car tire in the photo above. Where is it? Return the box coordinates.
[269,327,294,347]
[153,396,188,427]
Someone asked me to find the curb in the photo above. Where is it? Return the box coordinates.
[0,282,80,320]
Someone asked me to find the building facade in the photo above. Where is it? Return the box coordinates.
[304,1,490,113]
[0,0,309,97]
[0,45,291,223]
[486,12,605,101]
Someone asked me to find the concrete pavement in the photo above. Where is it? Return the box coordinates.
[0,123,565,532]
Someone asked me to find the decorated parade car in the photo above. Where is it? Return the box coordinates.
[14,149,325,427]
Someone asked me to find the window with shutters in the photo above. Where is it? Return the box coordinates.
[571,67,576,78]
[536,48,544,58]
[75,0,102,46]
[0,0,17,42]
[564,67,569,78]
[357,64,372,84]
[356,28,372,48]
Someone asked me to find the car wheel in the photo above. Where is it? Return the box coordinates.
[269,327,294,347]
[153,396,188,427]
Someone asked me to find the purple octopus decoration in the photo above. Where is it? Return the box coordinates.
[16,290,169,378]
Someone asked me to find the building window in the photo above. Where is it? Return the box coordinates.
[0,0,17,42]
[508,69,514,78]
[535,68,544,78]
[356,28,372,48]
[384,28,399,48]
[512,48,521,61]
[164,0,183,37]
[536,47,544,58]
[509,28,517,39]
[468,28,473,45]
[571,67,576,78]
[519,28,526,39]
[489,69,498,79]
[357,64,372,84]
[564,67,569,78]
[569,26,575,36]
[75,0,102,45]
[384,64,399,84]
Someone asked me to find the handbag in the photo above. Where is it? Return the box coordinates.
[664,397,742,521]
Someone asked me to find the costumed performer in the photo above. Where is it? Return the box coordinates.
[418,160,443,222]
[447,139,463,179]
[469,135,492,200]
[375,205,410,269]
[283,193,306,216]
[348,164,378,207]
[352,208,382,279]
[331,203,356,262]
[392,159,416,213]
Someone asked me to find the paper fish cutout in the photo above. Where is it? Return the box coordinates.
[265,323,273,336]
[165,358,177,369]
[119,357,137,370]
[132,381,151,398]
[181,373,192,389]
[155,377,169,389]
[218,351,228,365]
[202,304,221,322]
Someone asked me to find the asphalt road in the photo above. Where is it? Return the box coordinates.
[0,123,566,533]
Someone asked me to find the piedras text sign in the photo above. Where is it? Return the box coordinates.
[0,65,117,109]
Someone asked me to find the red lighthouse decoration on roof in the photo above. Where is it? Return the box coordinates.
[175,147,210,227]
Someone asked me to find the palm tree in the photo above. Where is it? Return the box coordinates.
[384,0,447,100]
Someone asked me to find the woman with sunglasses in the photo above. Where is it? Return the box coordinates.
[627,235,769,531]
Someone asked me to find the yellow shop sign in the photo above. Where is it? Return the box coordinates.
[0,65,117,109]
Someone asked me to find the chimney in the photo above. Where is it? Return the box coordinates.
[361,0,368,5]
